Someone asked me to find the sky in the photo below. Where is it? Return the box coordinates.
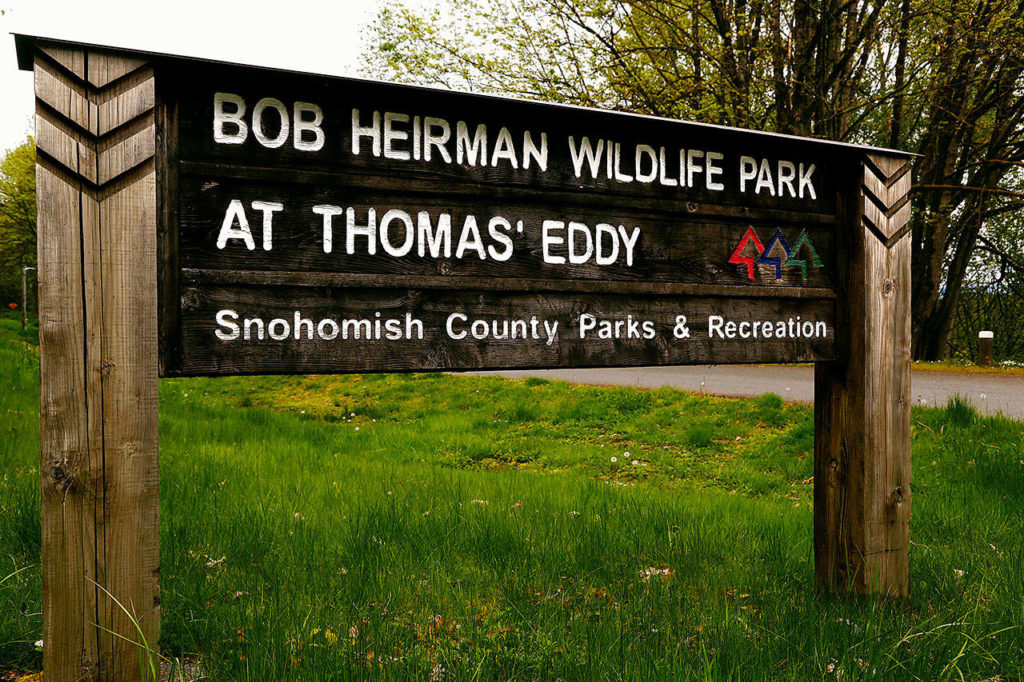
[0,0,397,153]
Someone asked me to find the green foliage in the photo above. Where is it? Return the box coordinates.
[2,324,1024,678]
[0,138,36,308]
[944,394,978,428]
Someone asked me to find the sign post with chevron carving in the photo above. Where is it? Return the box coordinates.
[18,34,915,680]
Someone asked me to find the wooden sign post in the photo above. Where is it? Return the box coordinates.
[18,35,913,681]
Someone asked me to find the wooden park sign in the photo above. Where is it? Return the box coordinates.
[18,35,914,681]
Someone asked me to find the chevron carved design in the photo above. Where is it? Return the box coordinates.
[34,43,155,194]
[862,153,912,248]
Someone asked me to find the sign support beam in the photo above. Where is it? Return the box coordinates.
[814,154,913,596]
[34,42,160,681]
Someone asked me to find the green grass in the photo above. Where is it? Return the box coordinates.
[1,317,1022,680]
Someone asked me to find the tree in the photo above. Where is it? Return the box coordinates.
[363,0,1024,359]
[0,138,37,308]
[905,0,1024,359]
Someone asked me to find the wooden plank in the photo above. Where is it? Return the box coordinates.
[814,154,911,597]
[34,45,159,682]
[176,284,836,376]
[34,60,96,135]
[98,169,160,676]
[36,158,100,680]
[87,51,147,88]
[171,61,842,216]
[182,268,837,299]
[177,160,839,225]
[157,79,183,377]
[97,71,156,135]
[97,114,157,184]
[39,43,86,79]
[177,180,837,289]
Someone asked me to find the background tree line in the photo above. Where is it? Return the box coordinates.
[0,138,34,314]
[362,0,1024,361]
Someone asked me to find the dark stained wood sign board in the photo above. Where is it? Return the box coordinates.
[19,35,915,682]
[157,59,847,376]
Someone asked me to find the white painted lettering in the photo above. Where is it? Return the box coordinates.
[635,144,657,183]
[252,97,290,149]
[383,112,411,160]
[423,117,452,163]
[542,220,566,264]
[215,309,239,340]
[250,200,283,251]
[799,163,817,199]
[490,127,518,168]
[455,215,486,259]
[739,156,758,192]
[351,109,381,156]
[216,199,255,250]
[523,131,548,171]
[213,93,247,144]
[346,207,377,255]
[487,216,514,261]
[312,204,343,254]
[618,225,640,267]
[456,121,488,166]
[568,222,593,264]
[417,211,452,258]
[379,209,415,257]
[292,102,325,152]
[706,151,725,191]
[568,136,604,178]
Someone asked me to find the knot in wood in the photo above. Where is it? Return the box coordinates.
[829,458,838,470]
[894,485,904,504]
[181,289,200,311]
[438,261,452,275]
[883,278,896,298]
[48,450,80,492]
[100,359,116,377]
[685,202,699,213]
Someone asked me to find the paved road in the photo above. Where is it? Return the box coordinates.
[471,366,1024,419]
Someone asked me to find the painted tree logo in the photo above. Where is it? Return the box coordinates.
[728,227,823,281]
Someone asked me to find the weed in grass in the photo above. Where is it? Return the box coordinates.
[944,393,978,428]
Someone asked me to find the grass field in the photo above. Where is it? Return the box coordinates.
[1,315,1022,680]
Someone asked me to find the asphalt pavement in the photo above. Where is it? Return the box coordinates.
[470,365,1024,419]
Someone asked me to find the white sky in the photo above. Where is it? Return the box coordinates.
[0,0,399,153]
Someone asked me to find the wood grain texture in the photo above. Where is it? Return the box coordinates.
[34,44,159,682]
[182,268,837,299]
[176,284,835,376]
[814,154,912,597]
[157,81,182,377]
